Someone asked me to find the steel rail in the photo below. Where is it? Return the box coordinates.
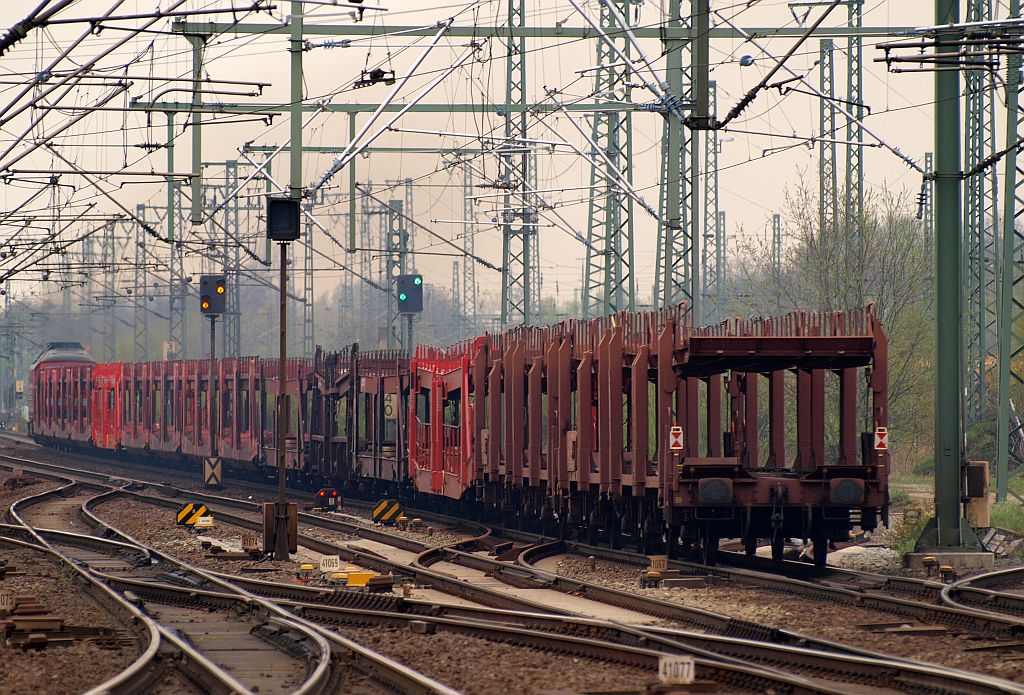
[4,482,251,695]
[72,488,458,695]
[942,566,1024,621]
[517,537,1024,637]
[12,480,340,690]
[88,483,1021,695]
[1,471,455,695]
[0,532,165,695]
[6,449,1024,694]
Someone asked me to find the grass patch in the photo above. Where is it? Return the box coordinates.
[888,487,912,509]
[990,501,1024,533]
[889,501,932,556]
[889,473,935,487]
[1008,476,1024,497]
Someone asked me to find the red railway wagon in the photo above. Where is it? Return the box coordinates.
[29,342,96,446]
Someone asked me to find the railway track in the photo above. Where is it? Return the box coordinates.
[3,451,1021,694]
[943,565,1024,622]
[6,483,338,695]
[0,456,835,694]
[7,446,1024,693]
[2,476,457,695]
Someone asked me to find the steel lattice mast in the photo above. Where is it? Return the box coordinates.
[462,160,478,335]
[964,0,998,428]
[166,114,186,359]
[581,0,635,318]
[134,205,148,362]
[500,0,538,326]
[997,0,1024,501]
[820,39,838,237]
[223,160,242,357]
[701,81,720,322]
[654,0,698,316]
[845,0,864,230]
[923,151,935,245]
[302,199,314,358]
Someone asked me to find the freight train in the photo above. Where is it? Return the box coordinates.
[28,304,889,566]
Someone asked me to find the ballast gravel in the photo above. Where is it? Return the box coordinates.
[341,624,661,695]
[554,555,1024,683]
[92,497,340,582]
[0,544,137,695]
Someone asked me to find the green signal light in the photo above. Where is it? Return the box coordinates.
[414,276,422,286]
[399,292,408,301]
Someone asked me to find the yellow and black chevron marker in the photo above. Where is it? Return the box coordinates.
[371,499,402,525]
[177,502,210,526]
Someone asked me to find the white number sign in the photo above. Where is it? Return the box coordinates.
[658,655,695,685]
[319,555,342,573]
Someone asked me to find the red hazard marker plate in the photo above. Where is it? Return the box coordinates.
[874,427,888,451]
[669,426,684,451]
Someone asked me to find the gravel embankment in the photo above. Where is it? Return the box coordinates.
[828,546,902,573]
[343,625,661,695]
[554,555,1024,682]
[0,543,138,694]
[92,497,350,582]
[333,509,468,546]
[0,473,61,517]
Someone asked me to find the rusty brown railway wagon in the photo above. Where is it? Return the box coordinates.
[32,303,888,567]
[307,303,888,567]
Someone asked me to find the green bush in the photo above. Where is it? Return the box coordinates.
[912,458,934,477]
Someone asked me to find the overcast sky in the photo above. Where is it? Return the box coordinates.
[0,1,946,314]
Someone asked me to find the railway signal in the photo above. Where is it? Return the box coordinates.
[396,274,423,313]
[265,196,301,241]
[199,275,226,315]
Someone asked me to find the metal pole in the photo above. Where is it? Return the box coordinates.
[275,241,290,560]
[917,0,980,551]
[210,316,217,457]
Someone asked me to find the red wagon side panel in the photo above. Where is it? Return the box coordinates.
[92,363,124,450]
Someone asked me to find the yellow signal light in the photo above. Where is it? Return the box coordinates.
[201,300,210,310]
[216,285,225,294]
